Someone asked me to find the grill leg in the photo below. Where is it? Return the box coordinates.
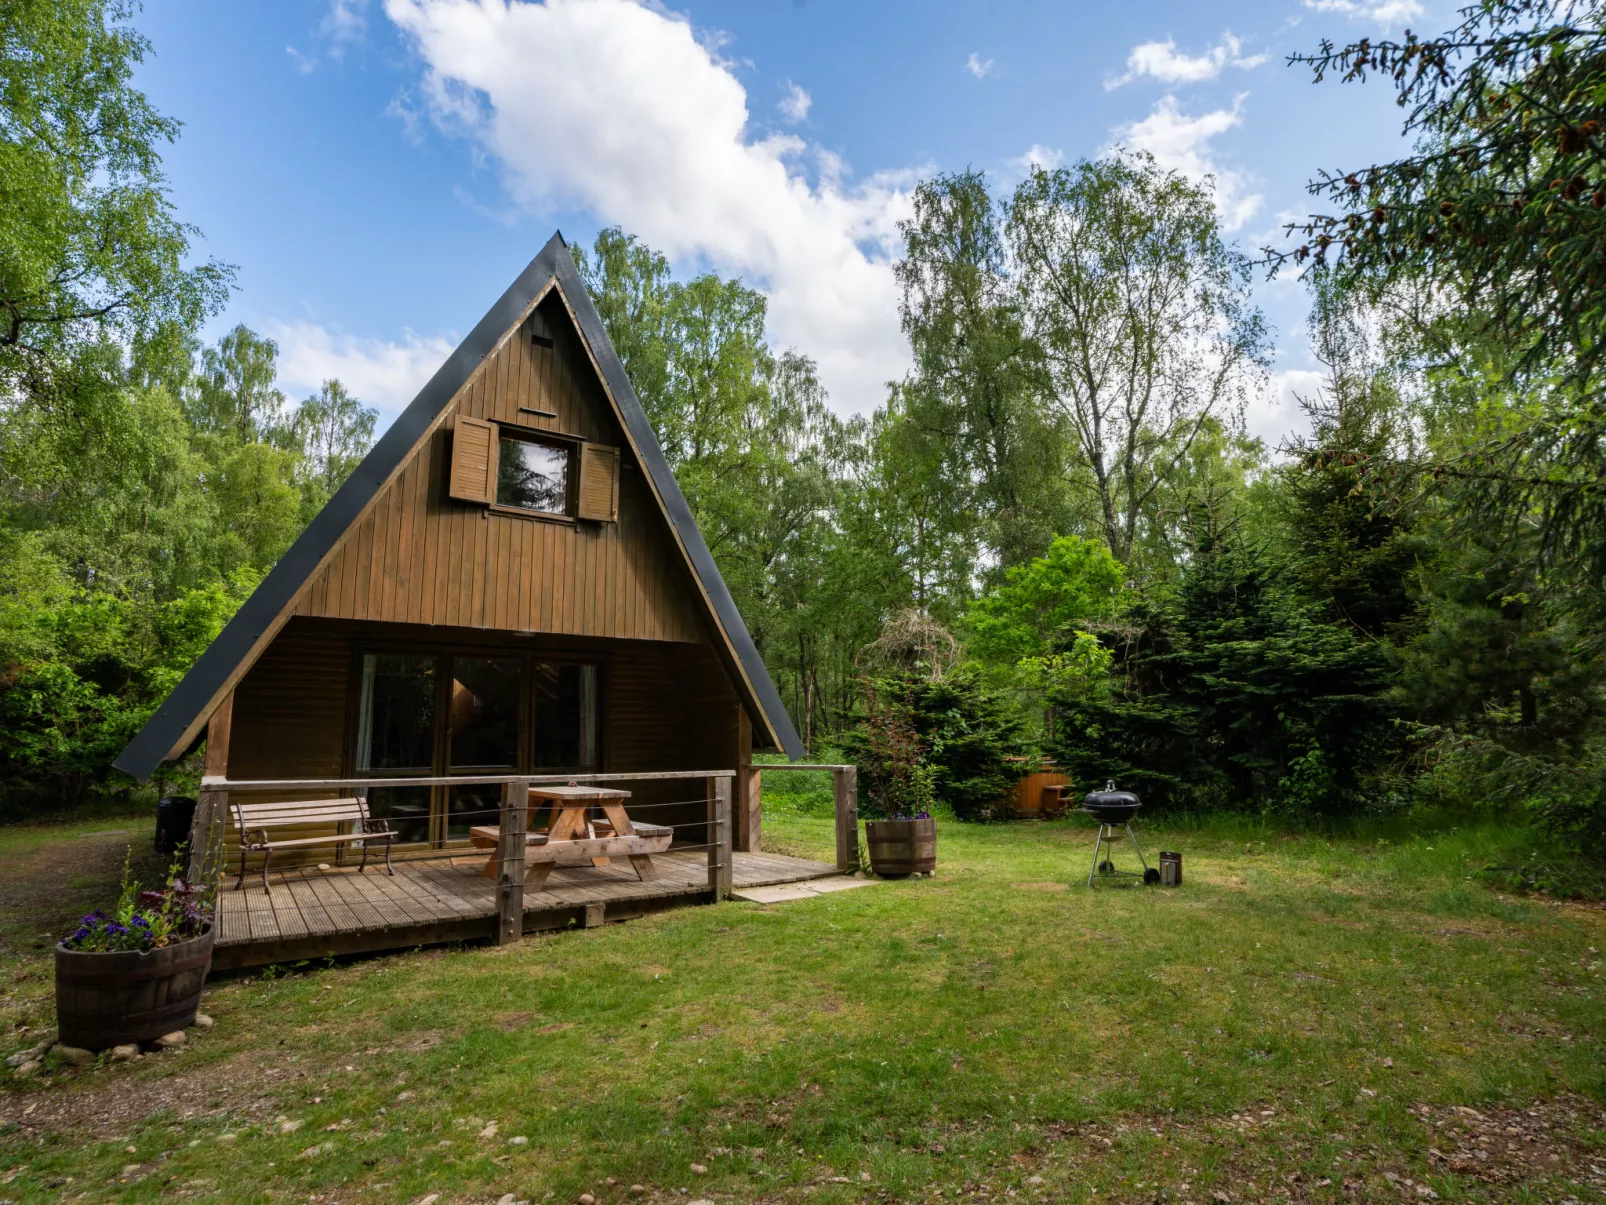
[1126,823,1151,872]
[1088,825,1105,887]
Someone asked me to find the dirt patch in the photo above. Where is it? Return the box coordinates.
[0,1050,285,1140]
[1011,882,1070,892]
[1413,1098,1606,1189]
[0,826,163,1036]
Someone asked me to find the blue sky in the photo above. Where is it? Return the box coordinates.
[133,0,1435,446]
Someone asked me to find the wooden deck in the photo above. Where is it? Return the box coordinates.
[212,849,839,969]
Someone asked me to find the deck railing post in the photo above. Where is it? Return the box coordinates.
[707,775,732,900]
[833,766,859,872]
[496,777,528,945]
[738,763,763,853]
[191,785,226,888]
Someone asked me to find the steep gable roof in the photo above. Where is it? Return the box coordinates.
[114,233,805,780]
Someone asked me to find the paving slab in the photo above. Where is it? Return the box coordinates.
[732,878,879,904]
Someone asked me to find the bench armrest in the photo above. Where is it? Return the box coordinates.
[359,818,395,839]
[242,827,271,851]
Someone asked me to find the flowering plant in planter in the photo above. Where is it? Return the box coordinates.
[62,853,212,954]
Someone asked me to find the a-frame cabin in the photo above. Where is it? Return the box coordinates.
[116,234,805,904]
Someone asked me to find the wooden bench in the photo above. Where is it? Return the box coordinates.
[232,797,395,893]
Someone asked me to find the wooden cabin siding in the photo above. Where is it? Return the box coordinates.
[219,618,743,870]
[291,297,706,642]
[608,641,743,844]
[223,621,351,872]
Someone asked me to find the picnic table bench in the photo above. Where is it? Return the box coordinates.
[233,797,395,892]
[470,784,671,888]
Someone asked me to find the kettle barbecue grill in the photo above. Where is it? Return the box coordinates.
[1081,780,1159,886]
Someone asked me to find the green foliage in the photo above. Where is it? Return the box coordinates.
[1277,2,1606,392]
[845,678,935,821]
[0,0,232,382]
[903,664,1032,822]
[845,663,1031,822]
[576,227,883,745]
[963,535,1123,665]
[895,170,1073,572]
[1055,515,1396,815]
[1007,153,1270,565]
[0,561,258,811]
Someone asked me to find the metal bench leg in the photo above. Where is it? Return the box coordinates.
[235,852,249,891]
[260,848,273,894]
[358,839,370,874]
[384,837,394,876]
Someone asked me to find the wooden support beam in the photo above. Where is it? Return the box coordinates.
[735,708,761,853]
[738,764,762,854]
[496,778,528,945]
[707,776,732,900]
[189,692,234,887]
[833,766,860,873]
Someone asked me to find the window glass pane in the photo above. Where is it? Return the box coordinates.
[448,657,521,769]
[531,661,599,769]
[446,784,503,841]
[357,654,436,771]
[366,785,431,846]
[497,437,568,514]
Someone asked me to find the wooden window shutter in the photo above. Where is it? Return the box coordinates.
[449,417,497,504]
[577,443,621,522]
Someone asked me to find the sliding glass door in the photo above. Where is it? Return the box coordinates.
[353,649,601,850]
[354,654,436,845]
[446,656,521,841]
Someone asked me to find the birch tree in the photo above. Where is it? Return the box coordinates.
[1006,153,1268,562]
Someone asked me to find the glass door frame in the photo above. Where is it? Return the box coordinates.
[344,641,609,852]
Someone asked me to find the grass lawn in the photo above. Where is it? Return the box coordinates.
[0,793,1603,1205]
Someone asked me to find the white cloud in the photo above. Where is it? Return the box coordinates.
[288,1,371,74]
[1247,368,1323,451]
[381,0,914,415]
[1303,0,1425,26]
[966,52,994,79]
[1010,144,1064,174]
[1110,93,1263,230]
[1106,32,1266,89]
[266,320,459,424]
[778,81,811,123]
[323,0,371,45]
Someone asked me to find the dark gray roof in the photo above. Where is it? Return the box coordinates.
[114,233,804,780]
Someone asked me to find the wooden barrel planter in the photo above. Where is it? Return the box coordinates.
[865,817,937,878]
[55,927,214,1050]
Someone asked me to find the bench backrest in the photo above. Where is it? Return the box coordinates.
[233,797,370,832]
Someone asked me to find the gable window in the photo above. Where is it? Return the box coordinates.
[449,416,620,523]
[496,434,570,515]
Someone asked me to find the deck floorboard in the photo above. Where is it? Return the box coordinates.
[215,849,838,966]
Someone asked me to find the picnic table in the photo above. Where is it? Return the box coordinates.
[469,783,672,888]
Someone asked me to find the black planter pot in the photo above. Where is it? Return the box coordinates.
[55,927,213,1050]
